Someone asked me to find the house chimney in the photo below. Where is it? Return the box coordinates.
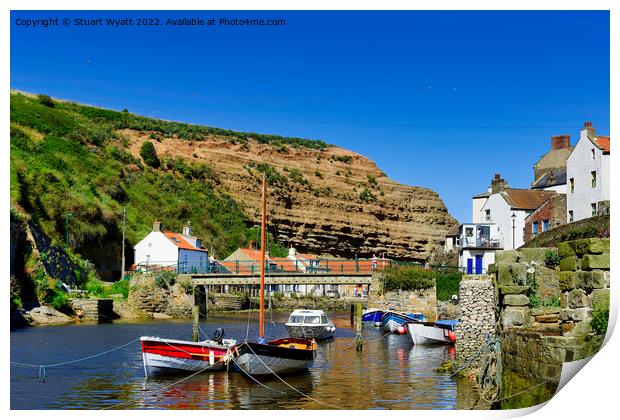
[584,121,596,138]
[551,135,570,150]
[182,221,191,236]
[491,173,508,194]
[152,220,161,232]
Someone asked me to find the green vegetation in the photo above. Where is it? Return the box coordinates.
[314,169,323,178]
[382,266,435,292]
[10,91,273,268]
[287,168,309,186]
[591,303,609,335]
[37,94,55,108]
[39,94,329,148]
[544,250,560,267]
[332,154,352,164]
[522,215,609,248]
[139,141,160,168]
[435,270,462,301]
[359,188,377,203]
[367,174,377,185]
[155,270,178,288]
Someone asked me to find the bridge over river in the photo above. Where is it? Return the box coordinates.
[188,272,373,286]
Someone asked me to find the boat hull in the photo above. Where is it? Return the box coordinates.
[381,312,417,333]
[285,324,335,340]
[362,309,384,326]
[406,323,456,345]
[140,336,232,377]
[232,340,315,376]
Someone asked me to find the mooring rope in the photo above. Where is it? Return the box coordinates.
[10,337,140,382]
[243,341,342,409]
[101,364,214,410]
[378,335,495,406]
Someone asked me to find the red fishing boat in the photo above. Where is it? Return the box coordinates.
[141,329,237,377]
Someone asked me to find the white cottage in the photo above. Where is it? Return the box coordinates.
[566,122,610,222]
[134,221,209,273]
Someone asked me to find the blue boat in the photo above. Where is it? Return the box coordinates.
[381,311,427,333]
[362,309,385,326]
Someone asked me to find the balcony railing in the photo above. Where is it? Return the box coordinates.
[460,236,503,249]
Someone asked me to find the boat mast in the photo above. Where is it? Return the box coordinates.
[259,174,267,339]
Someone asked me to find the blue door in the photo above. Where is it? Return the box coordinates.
[467,258,473,275]
[475,255,483,274]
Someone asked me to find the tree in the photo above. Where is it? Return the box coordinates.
[140,141,160,168]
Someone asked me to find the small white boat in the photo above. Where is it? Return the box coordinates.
[141,332,237,377]
[285,309,336,340]
[406,320,458,345]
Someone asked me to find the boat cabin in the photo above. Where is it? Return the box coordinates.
[287,309,329,325]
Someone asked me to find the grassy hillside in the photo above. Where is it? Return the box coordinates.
[10,91,305,277]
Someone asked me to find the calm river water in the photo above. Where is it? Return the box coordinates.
[11,311,482,410]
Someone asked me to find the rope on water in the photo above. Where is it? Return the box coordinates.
[378,334,496,406]
[11,337,141,381]
[101,364,214,410]
[244,341,342,409]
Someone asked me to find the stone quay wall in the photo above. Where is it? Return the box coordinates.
[489,240,609,409]
[455,275,496,369]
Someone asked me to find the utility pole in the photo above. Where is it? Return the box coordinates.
[121,207,126,281]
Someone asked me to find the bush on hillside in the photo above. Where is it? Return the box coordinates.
[38,94,55,108]
[140,141,160,168]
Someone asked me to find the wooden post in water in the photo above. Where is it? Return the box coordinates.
[205,285,209,318]
[355,302,363,352]
[192,288,200,342]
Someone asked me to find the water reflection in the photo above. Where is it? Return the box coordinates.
[11,313,479,410]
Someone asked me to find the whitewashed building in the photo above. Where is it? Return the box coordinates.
[134,221,209,273]
[459,223,503,274]
[566,122,611,222]
[461,174,556,273]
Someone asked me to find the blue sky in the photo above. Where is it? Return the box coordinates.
[11,10,610,222]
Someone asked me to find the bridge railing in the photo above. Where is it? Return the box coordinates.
[215,257,394,275]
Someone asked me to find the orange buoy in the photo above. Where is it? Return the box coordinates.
[448,330,456,342]
[397,326,406,334]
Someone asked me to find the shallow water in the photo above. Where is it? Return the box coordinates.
[10,311,475,409]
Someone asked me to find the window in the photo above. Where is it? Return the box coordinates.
[591,171,597,188]
[485,209,491,221]
[591,203,597,217]
[592,148,596,160]
[148,242,152,247]
[543,220,550,232]
[569,178,574,193]
[465,227,473,236]
[532,222,538,235]
[569,211,574,223]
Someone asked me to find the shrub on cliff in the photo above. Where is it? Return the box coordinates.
[140,141,160,168]
[155,270,177,289]
[382,265,435,292]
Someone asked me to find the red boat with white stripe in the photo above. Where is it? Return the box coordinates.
[140,334,237,377]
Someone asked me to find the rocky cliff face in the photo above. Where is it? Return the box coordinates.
[123,130,457,261]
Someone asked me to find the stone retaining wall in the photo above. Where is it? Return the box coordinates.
[70,298,116,322]
[455,274,496,369]
[128,274,194,318]
[489,239,609,409]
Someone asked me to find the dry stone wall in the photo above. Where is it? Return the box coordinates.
[455,275,496,369]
